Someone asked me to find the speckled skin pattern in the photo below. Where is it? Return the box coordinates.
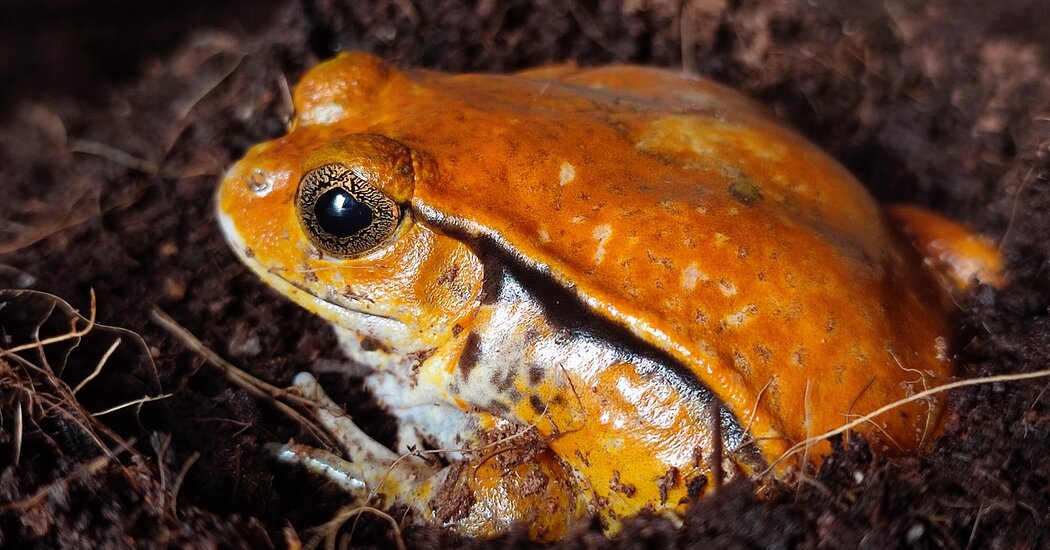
[216,53,971,539]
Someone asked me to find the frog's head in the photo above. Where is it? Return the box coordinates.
[216,131,484,355]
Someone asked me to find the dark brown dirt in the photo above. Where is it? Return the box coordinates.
[2,0,1049,548]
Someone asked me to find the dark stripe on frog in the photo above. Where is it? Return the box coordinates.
[458,331,482,380]
[478,258,504,305]
[415,206,767,471]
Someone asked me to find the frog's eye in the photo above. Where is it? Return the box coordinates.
[296,163,400,257]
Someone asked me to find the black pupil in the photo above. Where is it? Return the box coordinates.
[314,187,373,237]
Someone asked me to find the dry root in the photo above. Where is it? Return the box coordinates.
[0,289,201,543]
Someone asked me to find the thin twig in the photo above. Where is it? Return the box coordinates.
[174,53,245,121]
[763,368,1050,476]
[844,376,876,445]
[276,72,295,128]
[0,290,97,358]
[72,338,121,394]
[308,505,407,550]
[150,307,340,451]
[92,393,172,416]
[12,402,23,466]
[1,290,162,390]
[0,441,133,512]
[170,452,201,519]
[69,139,161,175]
[742,377,774,434]
[795,379,813,501]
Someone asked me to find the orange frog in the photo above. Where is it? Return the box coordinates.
[216,52,1001,539]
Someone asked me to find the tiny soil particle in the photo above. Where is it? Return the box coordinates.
[609,470,637,497]
[687,475,709,501]
[657,466,680,505]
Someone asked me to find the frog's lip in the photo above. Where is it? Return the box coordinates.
[277,274,402,323]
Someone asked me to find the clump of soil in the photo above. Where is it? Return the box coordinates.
[2,0,1049,548]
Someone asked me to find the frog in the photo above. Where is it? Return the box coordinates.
[215,52,1002,540]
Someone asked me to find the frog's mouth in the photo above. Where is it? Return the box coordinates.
[216,207,413,341]
[275,274,401,323]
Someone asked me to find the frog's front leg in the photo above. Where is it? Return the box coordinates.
[275,372,582,541]
[274,373,442,504]
[333,326,481,456]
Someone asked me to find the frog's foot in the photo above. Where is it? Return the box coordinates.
[276,372,584,540]
[888,204,1005,291]
[275,372,440,507]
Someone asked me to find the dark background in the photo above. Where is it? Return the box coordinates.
[1,1,1049,548]
[0,0,285,116]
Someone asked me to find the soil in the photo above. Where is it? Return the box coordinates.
[1,0,1049,548]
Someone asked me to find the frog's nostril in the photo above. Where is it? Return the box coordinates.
[315,187,373,237]
[247,167,274,196]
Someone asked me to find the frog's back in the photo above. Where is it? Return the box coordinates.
[294,53,953,460]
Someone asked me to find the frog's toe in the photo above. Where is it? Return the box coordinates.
[292,372,398,465]
[888,204,1005,291]
[269,442,368,494]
